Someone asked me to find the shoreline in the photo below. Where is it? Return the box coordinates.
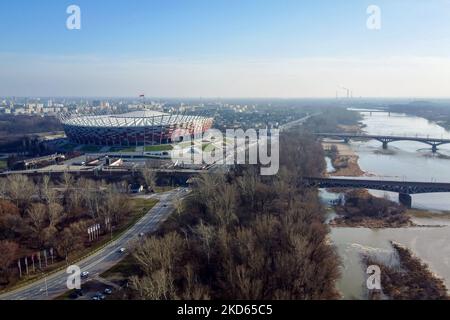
[323,141,365,177]
[321,142,448,228]
[364,242,449,300]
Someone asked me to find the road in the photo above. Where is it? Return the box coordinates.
[279,113,321,132]
[0,188,187,300]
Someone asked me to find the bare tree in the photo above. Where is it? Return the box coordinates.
[130,269,177,300]
[173,197,184,217]
[6,175,36,207]
[130,232,185,300]
[27,203,47,234]
[0,240,19,280]
[47,202,64,227]
[0,200,23,239]
[133,232,185,275]
[180,264,210,300]
[55,223,84,262]
[99,187,131,226]
[192,220,214,263]
[61,171,74,192]
[0,178,7,198]
[141,162,157,192]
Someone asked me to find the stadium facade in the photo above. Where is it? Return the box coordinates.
[61,110,214,146]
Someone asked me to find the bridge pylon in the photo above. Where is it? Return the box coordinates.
[432,144,438,153]
[399,193,412,208]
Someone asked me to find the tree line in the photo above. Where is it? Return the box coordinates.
[127,130,341,300]
[0,173,132,286]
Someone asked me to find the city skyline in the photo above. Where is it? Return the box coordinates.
[1,0,450,97]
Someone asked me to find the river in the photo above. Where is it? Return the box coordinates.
[324,111,450,299]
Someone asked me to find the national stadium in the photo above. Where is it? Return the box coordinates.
[60,110,214,146]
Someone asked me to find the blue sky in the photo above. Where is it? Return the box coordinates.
[1,0,450,97]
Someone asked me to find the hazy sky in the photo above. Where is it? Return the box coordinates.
[1,0,450,98]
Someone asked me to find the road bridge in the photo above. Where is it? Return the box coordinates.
[316,133,450,153]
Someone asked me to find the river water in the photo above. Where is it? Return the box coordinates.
[324,111,450,299]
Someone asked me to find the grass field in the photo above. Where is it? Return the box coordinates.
[144,144,173,152]
[99,254,139,280]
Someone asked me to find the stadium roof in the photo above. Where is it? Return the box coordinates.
[62,110,211,128]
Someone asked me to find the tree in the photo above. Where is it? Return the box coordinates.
[192,221,214,263]
[47,202,64,228]
[6,175,36,207]
[130,269,177,300]
[61,171,74,192]
[0,178,7,198]
[173,197,184,217]
[0,200,22,240]
[131,232,186,300]
[41,225,58,248]
[0,240,19,281]
[0,199,20,217]
[141,163,157,192]
[27,203,47,245]
[129,133,342,300]
[99,188,132,227]
[56,228,75,262]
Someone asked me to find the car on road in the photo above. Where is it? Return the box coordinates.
[98,293,106,300]
[104,288,113,295]
[81,271,89,278]
[92,292,106,300]
[118,248,126,253]
[139,232,145,237]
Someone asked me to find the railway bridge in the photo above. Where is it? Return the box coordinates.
[303,177,450,208]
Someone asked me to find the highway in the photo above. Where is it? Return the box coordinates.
[0,188,186,300]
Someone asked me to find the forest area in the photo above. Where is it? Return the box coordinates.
[119,129,342,300]
[0,173,150,289]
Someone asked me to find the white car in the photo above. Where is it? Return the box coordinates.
[81,271,89,278]
[118,248,126,253]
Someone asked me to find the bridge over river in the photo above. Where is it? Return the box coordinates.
[316,133,450,152]
[303,177,450,208]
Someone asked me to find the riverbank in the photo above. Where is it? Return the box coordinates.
[365,242,449,300]
[323,142,365,177]
[326,110,450,299]
[330,190,415,229]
